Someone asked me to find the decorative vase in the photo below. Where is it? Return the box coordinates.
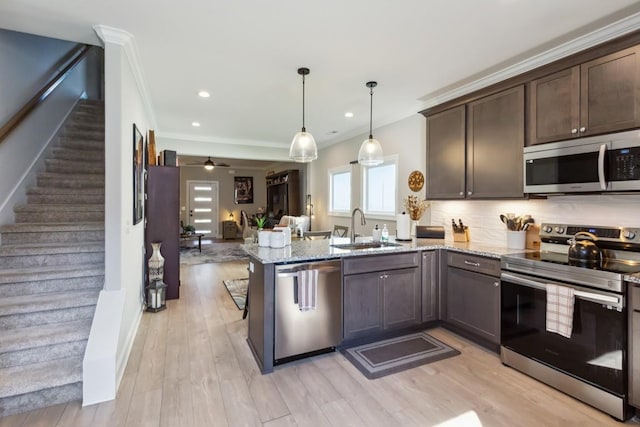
[148,242,165,281]
[148,129,157,166]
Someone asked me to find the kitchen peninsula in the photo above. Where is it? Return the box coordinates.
[242,236,518,374]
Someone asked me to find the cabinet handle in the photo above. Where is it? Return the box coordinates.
[467,191,472,196]
[579,126,586,132]
[571,128,578,134]
[464,260,480,267]
[459,192,464,196]
[494,282,499,287]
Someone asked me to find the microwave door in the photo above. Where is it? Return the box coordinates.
[524,141,610,193]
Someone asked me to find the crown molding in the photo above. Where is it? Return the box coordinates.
[419,12,640,109]
[157,131,290,149]
[93,25,158,130]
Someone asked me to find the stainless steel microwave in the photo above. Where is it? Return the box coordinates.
[523,130,640,194]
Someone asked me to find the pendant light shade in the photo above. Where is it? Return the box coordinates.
[289,67,318,163]
[358,81,384,166]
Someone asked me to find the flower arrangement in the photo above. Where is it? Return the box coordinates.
[403,193,430,220]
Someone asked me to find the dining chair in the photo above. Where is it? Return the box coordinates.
[333,225,349,237]
[303,230,332,240]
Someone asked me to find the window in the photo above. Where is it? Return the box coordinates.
[362,156,397,217]
[328,165,351,215]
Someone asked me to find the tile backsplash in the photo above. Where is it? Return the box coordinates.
[428,194,640,247]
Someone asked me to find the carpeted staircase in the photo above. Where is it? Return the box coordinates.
[0,99,105,417]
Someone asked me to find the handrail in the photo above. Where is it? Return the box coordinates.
[0,43,93,144]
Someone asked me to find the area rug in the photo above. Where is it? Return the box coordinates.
[180,242,248,265]
[222,278,248,310]
[341,331,460,379]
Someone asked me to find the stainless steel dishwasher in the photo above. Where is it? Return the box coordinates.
[274,260,342,363]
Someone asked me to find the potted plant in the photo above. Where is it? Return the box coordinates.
[183,224,196,235]
[255,216,267,230]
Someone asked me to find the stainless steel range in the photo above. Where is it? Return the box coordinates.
[500,223,640,421]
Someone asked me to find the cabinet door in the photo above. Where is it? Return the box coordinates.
[528,67,580,145]
[382,267,421,331]
[446,267,500,344]
[581,45,640,137]
[421,251,437,322]
[466,85,524,198]
[426,105,466,199]
[343,272,382,340]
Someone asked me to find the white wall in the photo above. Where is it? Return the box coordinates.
[84,26,151,405]
[310,114,427,234]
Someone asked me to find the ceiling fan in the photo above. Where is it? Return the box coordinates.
[183,156,231,170]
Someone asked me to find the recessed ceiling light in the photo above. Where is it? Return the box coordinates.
[198,91,210,98]
[192,122,201,127]
[344,112,354,118]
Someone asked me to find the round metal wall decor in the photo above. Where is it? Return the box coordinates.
[408,170,424,192]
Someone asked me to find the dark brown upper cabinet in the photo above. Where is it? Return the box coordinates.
[426,105,466,199]
[529,45,640,145]
[426,86,524,199]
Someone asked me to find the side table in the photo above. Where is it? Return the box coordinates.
[222,220,237,239]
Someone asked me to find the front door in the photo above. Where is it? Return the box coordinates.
[187,180,219,238]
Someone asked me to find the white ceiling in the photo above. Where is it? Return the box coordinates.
[2,0,640,165]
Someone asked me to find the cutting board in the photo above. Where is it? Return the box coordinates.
[526,224,541,249]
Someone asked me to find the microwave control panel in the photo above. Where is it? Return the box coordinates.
[610,146,639,181]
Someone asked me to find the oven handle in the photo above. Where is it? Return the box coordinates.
[501,272,623,309]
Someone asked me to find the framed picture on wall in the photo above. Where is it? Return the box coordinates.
[133,123,145,224]
[234,176,253,204]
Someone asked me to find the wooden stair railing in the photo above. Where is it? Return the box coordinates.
[0,43,93,144]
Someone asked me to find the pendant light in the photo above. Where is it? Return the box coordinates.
[289,67,318,163]
[204,157,215,170]
[358,81,384,166]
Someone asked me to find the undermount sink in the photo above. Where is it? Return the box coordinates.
[330,241,403,250]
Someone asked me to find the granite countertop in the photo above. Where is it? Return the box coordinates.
[241,235,524,264]
[627,273,640,284]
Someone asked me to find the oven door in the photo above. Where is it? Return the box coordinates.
[501,271,626,396]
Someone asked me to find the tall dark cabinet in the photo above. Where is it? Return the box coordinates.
[266,170,300,217]
[145,165,180,299]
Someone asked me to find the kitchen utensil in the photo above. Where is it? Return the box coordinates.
[568,231,603,268]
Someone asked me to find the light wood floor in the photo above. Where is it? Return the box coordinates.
[2,260,639,427]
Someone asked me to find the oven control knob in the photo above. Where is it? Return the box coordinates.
[623,230,636,240]
[554,227,565,234]
[543,226,553,233]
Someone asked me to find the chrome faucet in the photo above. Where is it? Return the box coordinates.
[350,208,366,243]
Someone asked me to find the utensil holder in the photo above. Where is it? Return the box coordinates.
[506,230,526,249]
[452,227,469,243]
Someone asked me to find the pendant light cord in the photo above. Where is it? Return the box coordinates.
[301,74,306,133]
[368,85,374,139]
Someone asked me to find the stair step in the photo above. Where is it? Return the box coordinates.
[0,357,82,417]
[0,320,91,368]
[61,129,104,141]
[14,204,105,223]
[0,242,104,268]
[0,222,104,245]
[56,137,103,151]
[0,268,104,298]
[0,263,105,285]
[36,173,105,189]
[64,120,104,131]
[26,192,104,205]
[0,290,99,330]
[50,147,103,162]
[45,158,104,174]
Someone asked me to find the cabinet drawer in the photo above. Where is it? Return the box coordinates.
[343,252,419,275]
[632,284,640,311]
[447,252,500,277]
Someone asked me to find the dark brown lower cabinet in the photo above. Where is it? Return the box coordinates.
[445,252,500,346]
[421,251,437,322]
[343,253,421,341]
